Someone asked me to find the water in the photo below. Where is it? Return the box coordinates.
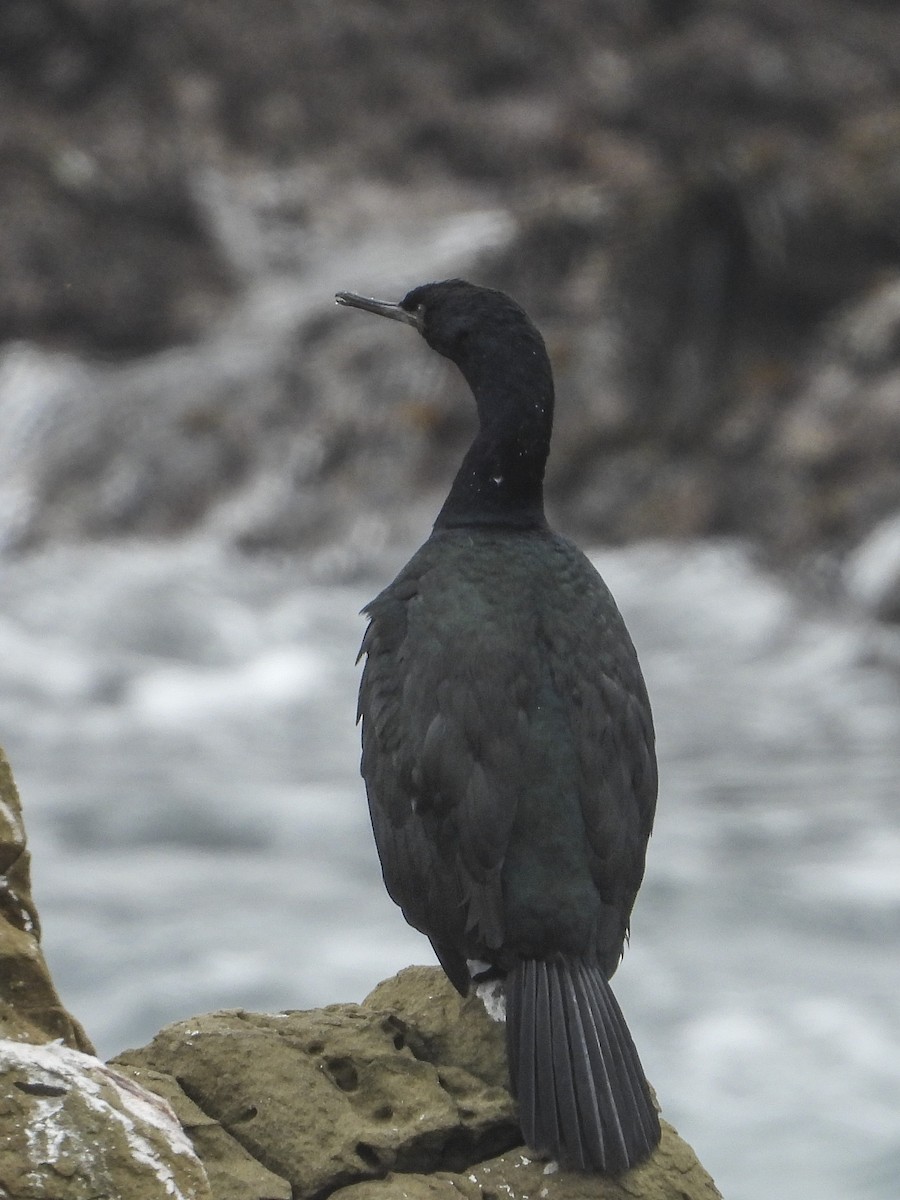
[2,535,898,1200]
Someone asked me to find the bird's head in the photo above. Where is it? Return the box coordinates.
[335,279,546,373]
[335,278,554,528]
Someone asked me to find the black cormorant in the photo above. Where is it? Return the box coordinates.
[335,279,660,1174]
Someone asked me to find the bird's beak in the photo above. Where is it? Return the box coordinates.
[335,291,420,329]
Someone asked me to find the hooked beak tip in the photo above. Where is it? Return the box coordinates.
[335,291,419,328]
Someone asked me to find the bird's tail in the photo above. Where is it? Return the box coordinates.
[505,956,660,1173]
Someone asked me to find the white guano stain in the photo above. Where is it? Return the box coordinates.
[2,1039,203,1199]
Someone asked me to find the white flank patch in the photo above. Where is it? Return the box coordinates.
[475,977,506,1023]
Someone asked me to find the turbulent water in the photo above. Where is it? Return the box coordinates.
[2,535,898,1200]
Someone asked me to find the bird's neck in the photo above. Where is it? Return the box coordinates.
[434,374,553,531]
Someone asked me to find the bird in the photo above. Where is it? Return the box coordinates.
[335,278,660,1174]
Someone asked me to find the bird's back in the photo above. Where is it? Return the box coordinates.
[358,525,657,991]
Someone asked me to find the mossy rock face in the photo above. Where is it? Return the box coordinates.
[0,1040,211,1200]
[363,966,510,1093]
[110,1063,293,1200]
[113,985,519,1200]
[0,746,94,1052]
[330,1133,722,1200]
[115,968,721,1200]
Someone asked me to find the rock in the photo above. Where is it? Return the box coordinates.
[4,2,900,588]
[114,967,721,1200]
[330,1133,721,1200]
[362,966,509,1093]
[844,511,900,623]
[1,740,720,1199]
[112,989,520,1200]
[109,1063,292,1200]
[772,276,900,557]
[0,0,235,353]
[0,745,93,1051]
[0,1039,212,1200]
[1,746,213,1198]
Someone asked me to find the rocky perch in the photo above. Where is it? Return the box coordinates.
[1,747,720,1200]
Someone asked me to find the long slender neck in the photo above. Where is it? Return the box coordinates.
[434,349,554,531]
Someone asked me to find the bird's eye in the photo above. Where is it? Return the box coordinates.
[409,302,426,331]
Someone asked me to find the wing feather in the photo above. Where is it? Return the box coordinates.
[358,529,657,979]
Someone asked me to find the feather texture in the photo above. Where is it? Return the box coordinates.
[347,280,661,1174]
[506,957,659,1173]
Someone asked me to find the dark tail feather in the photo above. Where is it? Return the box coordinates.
[506,957,660,1174]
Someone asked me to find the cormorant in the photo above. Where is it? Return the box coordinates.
[336,279,660,1174]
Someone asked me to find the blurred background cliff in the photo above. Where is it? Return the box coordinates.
[1,4,900,1200]
[2,0,900,593]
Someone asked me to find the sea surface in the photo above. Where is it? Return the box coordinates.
[2,535,899,1200]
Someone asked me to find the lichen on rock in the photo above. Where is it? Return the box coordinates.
[0,746,94,1052]
[0,1039,212,1200]
[330,1134,721,1200]
[114,968,721,1200]
[1,745,214,1198]
[113,990,520,1200]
